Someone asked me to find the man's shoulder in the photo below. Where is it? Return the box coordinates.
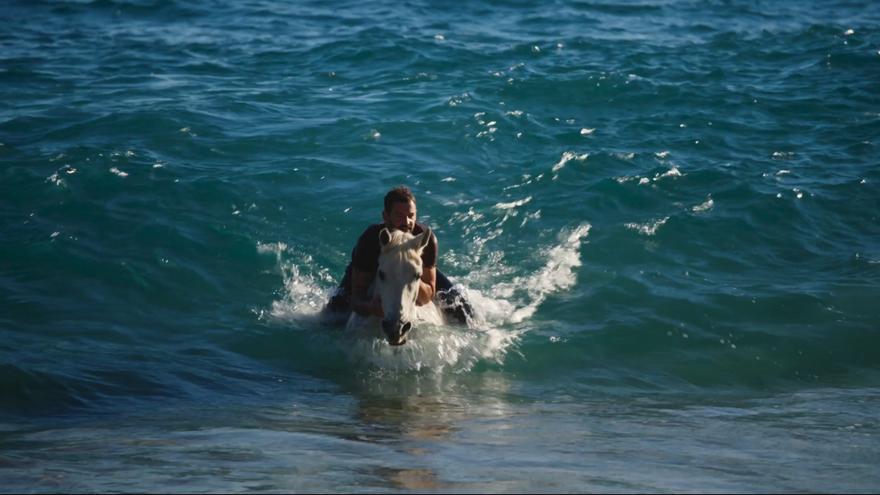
[413,222,433,236]
[358,223,385,238]
[354,223,385,250]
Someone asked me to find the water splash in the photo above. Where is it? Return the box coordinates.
[259,223,591,372]
[257,242,334,324]
[342,321,515,374]
[463,223,592,325]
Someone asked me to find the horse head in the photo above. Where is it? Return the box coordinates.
[375,227,431,345]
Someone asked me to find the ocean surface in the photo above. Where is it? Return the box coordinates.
[2,0,879,492]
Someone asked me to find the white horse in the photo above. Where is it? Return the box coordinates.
[346,228,445,345]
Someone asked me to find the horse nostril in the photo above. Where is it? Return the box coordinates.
[401,321,412,334]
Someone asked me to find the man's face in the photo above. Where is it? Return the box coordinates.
[383,200,417,233]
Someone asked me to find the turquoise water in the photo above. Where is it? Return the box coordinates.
[2,0,880,492]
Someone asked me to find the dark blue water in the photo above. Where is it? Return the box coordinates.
[2,0,879,491]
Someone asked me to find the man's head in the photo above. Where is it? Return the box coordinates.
[382,186,417,233]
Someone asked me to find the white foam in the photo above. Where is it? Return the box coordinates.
[262,222,592,373]
[493,196,532,210]
[46,172,65,187]
[580,128,595,136]
[653,167,681,181]
[692,196,714,213]
[258,242,334,323]
[519,210,541,228]
[772,151,794,160]
[109,167,128,178]
[625,217,669,236]
[463,224,591,325]
[341,320,517,373]
[551,151,588,173]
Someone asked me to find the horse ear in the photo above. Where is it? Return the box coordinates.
[379,228,392,248]
[415,228,432,251]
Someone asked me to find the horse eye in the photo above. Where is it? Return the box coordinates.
[378,271,386,281]
[414,272,421,280]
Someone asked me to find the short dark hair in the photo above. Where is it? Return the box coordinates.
[384,186,416,212]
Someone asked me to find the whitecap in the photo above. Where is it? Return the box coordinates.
[519,210,541,228]
[625,217,669,236]
[551,151,588,173]
[580,128,595,136]
[772,151,795,160]
[109,167,128,178]
[46,172,64,187]
[653,167,681,181]
[692,196,714,213]
[493,196,532,210]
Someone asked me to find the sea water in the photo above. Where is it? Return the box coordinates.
[2,0,879,492]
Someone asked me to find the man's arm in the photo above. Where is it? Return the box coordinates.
[416,266,436,306]
[351,267,383,317]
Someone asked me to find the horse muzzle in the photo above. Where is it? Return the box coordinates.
[381,319,413,346]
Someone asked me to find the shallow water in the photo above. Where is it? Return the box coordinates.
[2,0,879,492]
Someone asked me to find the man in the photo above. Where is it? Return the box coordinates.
[325,186,471,323]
